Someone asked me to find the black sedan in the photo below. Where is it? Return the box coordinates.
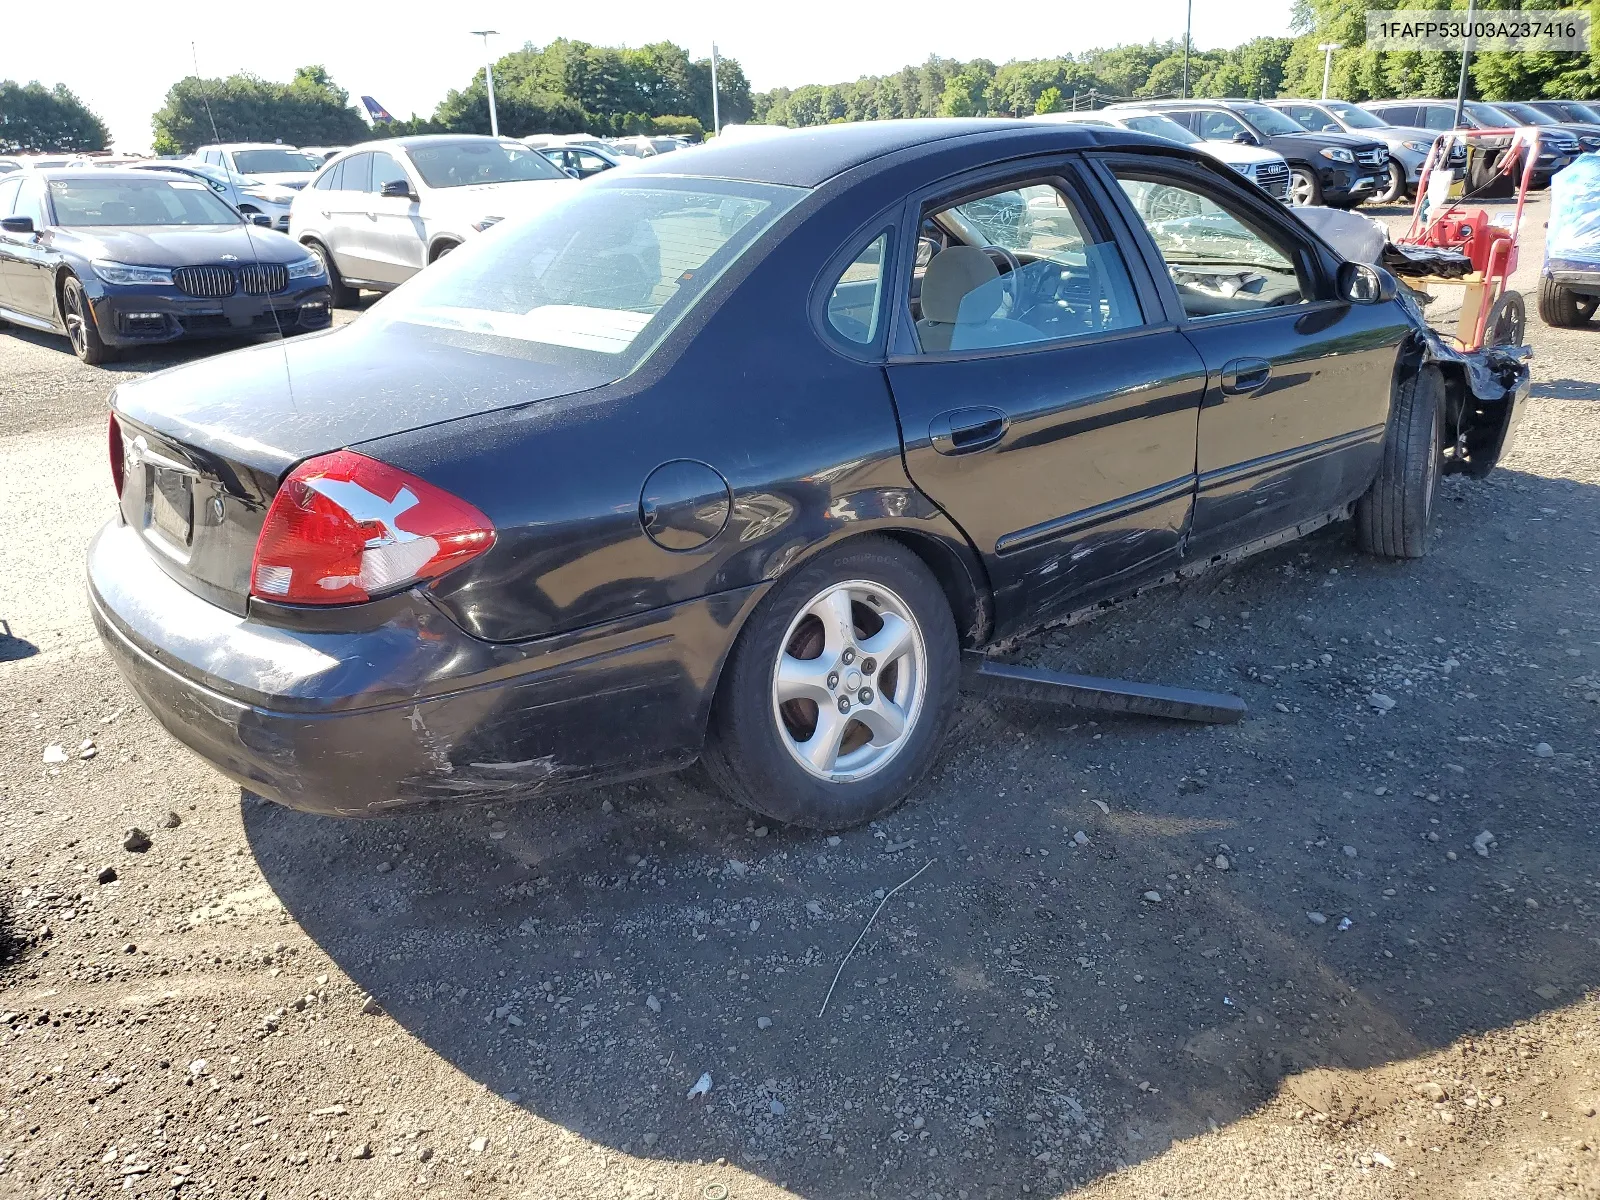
[0,168,331,365]
[88,120,1527,829]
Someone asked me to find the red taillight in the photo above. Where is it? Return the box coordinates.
[250,450,495,606]
[109,412,125,499]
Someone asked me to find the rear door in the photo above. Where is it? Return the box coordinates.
[320,152,377,280]
[1097,154,1409,558]
[883,161,1208,632]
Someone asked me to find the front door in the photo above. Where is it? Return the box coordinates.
[0,176,56,319]
[1099,156,1410,557]
[884,168,1207,637]
[365,151,426,285]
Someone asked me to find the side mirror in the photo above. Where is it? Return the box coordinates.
[1338,260,1398,304]
[251,214,271,227]
[563,166,581,179]
[379,178,415,200]
[0,215,35,234]
[1232,131,1259,146]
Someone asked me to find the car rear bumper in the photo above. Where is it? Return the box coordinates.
[89,284,332,348]
[88,520,764,817]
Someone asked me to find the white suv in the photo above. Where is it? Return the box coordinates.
[289,135,579,305]
[192,144,325,190]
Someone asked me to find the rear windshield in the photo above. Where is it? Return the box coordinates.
[377,177,804,374]
[405,140,567,188]
[231,149,322,174]
[47,177,241,226]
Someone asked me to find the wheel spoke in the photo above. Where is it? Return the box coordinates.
[853,697,907,746]
[807,587,857,655]
[798,706,849,772]
[775,653,834,706]
[858,612,913,668]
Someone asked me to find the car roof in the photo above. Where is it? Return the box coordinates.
[197,142,301,151]
[350,134,524,153]
[620,118,1166,188]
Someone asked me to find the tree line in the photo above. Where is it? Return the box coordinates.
[3,4,1598,155]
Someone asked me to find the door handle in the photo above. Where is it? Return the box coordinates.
[1219,357,1272,395]
[929,407,1008,456]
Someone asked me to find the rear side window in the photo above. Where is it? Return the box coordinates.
[341,154,373,192]
[825,233,888,345]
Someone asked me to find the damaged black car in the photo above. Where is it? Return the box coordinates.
[88,120,1530,829]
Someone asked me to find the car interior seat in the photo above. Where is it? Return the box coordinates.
[915,244,1037,352]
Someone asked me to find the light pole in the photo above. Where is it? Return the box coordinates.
[1182,0,1193,98]
[1318,42,1342,99]
[710,43,721,136]
[470,29,500,137]
[1453,0,1477,130]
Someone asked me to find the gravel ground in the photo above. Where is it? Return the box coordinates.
[1,200,1596,1200]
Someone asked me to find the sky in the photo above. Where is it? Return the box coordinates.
[6,0,1296,153]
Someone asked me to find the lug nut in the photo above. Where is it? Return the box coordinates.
[859,687,874,704]
[861,657,876,675]
[827,672,839,689]
[836,696,851,714]
[841,647,856,665]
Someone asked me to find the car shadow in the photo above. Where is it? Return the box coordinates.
[246,463,1600,1195]
[1533,377,1600,400]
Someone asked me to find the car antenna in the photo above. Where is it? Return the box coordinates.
[191,41,297,406]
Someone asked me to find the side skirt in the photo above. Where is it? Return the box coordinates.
[986,503,1354,652]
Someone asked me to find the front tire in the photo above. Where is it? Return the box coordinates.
[1537,273,1596,327]
[1375,161,1408,205]
[1289,166,1323,207]
[303,239,357,308]
[1356,364,1444,560]
[701,537,960,830]
[61,275,114,365]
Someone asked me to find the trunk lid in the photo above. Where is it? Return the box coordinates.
[112,316,617,613]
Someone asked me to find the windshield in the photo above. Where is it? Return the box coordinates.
[405,140,567,188]
[1497,102,1556,125]
[48,177,242,226]
[1464,101,1516,127]
[378,178,803,371]
[1238,104,1308,136]
[1557,101,1600,123]
[231,149,322,175]
[1121,114,1202,144]
[1323,102,1386,129]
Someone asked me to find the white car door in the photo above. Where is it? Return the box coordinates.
[319,153,384,282]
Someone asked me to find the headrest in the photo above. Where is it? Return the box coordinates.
[920,245,999,324]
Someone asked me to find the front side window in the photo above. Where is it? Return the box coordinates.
[825,233,887,345]
[913,181,1143,353]
[14,178,45,226]
[1114,171,1309,318]
[1286,105,1336,131]
[231,148,322,175]
[377,179,803,372]
[0,176,21,217]
[47,177,242,227]
[405,140,566,188]
[1121,114,1201,145]
[1237,104,1307,136]
[369,152,410,193]
[1324,102,1387,130]
[1421,106,1457,131]
[1197,110,1248,141]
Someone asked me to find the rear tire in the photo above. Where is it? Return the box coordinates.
[701,536,960,831]
[1356,364,1444,560]
[61,275,114,366]
[1537,273,1595,327]
[303,239,357,308]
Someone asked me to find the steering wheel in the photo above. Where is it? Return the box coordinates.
[982,245,1024,314]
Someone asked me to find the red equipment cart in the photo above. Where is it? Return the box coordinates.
[1399,126,1541,351]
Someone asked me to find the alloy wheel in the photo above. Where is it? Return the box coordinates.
[770,580,927,784]
[1289,170,1316,207]
[63,283,88,357]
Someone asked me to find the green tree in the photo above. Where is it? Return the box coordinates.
[151,65,370,153]
[1035,87,1065,114]
[0,80,108,153]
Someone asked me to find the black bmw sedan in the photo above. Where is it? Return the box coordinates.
[0,168,331,364]
[88,120,1528,829]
